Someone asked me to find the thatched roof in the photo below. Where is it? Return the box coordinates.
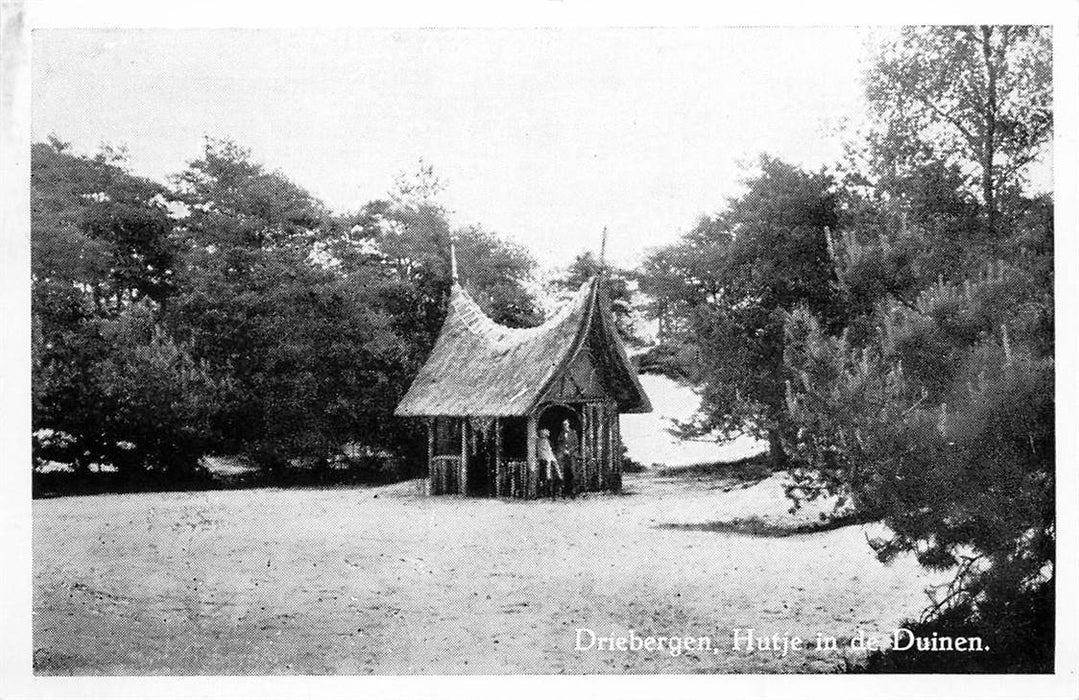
[395,276,651,417]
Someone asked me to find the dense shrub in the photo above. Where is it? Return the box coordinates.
[784,268,1053,673]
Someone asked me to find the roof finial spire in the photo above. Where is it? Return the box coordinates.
[449,234,459,284]
[599,226,609,274]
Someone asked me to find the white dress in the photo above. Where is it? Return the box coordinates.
[538,435,563,479]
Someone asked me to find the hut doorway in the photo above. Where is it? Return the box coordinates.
[538,403,582,447]
[538,403,583,496]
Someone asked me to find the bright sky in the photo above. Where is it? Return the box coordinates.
[33,27,872,270]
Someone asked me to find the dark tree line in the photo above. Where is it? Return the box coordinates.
[32,137,542,483]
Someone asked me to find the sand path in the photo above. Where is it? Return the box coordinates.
[34,469,945,675]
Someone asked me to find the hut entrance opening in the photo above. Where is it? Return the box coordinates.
[538,403,583,495]
[538,404,581,453]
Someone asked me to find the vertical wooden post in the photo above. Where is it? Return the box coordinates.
[494,417,503,497]
[595,403,602,489]
[601,402,612,491]
[581,404,590,492]
[595,404,601,490]
[489,427,496,497]
[427,418,436,495]
[613,410,622,492]
[609,401,617,488]
[603,402,609,489]
[591,403,599,491]
[596,404,604,490]
[460,418,469,496]
[526,413,537,499]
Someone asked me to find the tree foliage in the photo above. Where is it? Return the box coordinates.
[169,144,446,472]
[777,25,1055,670]
[31,137,214,475]
[783,267,1054,670]
[32,137,178,321]
[632,26,1053,670]
[640,156,843,466]
[34,303,229,475]
[861,26,1051,236]
[174,137,327,251]
[554,251,636,341]
[32,138,540,482]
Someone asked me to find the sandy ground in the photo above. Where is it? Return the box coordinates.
[33,469,948,675]
[621,375,764,468]
[34,376,948,674]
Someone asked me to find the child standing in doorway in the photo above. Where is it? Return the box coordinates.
[537,428,562,499]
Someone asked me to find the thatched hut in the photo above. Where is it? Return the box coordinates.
[394,275,651,498]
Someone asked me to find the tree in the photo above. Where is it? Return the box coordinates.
[34,302,225,476]
[169,244,413,471]
[31,138,197,475]
[174,137,326,252]
[167,140,414,470]
[640,156,842,467]
[863,26,1052,237]
[168,147,541,474]
[775,25,1055,670]
[783,266,1054,671]
[32,137,178,321]
[555,251,636,341]
[335,167,542,372]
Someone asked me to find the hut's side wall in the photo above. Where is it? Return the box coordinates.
[429,417,466,495]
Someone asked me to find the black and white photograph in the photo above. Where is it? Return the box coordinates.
[1,2,1076,698]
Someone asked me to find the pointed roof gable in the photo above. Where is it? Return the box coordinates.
[394,276,651,417]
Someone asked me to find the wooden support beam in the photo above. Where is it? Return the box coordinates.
[460,419,469,496]
[603,401,613,491]
[613,410,622,492]
[581,404,590,492]
[526,413,537,499]
[595,403,602,489]
[609,401,617,489]
[598,403,607,490]
[494,418,503,497]
[427,418,436,495]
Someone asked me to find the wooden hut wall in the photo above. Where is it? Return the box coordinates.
[428,404,622,498]
[573,401,618,494]
[428,417,466,495]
